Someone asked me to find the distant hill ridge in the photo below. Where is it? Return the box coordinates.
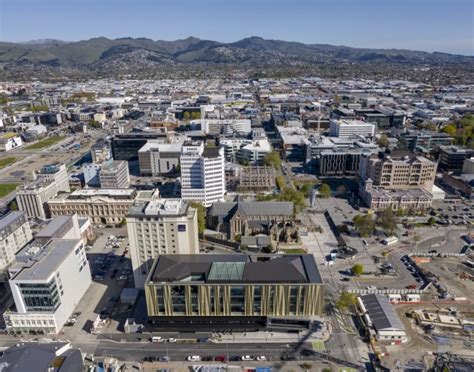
[0,36,472,80]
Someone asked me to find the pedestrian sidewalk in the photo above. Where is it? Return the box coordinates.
[209,324,330,344]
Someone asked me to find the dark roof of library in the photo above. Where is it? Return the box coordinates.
[147,254,323,284]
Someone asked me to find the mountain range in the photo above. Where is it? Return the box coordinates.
[0,36,472,78]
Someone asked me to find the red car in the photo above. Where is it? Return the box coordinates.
[406,284,417,289]
[215,355,226,362]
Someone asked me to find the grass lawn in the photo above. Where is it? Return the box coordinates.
[282,248,307,254]
[25,136,65,150]
[0,157,16,169]
[0,183,18,198]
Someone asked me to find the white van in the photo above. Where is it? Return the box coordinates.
[151,336,164,343]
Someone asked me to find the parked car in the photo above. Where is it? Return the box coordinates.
[215,355,226,362]
[241,355,253,361]
[187,356,201,362]
[256,356,267,361]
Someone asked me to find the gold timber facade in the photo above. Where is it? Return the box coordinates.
[144,254,324,330]
[145,283,323,317]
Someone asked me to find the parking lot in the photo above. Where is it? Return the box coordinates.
[61,226,133,339]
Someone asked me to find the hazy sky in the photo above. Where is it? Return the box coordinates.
[0,0,472,55]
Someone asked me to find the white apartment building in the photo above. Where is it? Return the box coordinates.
[4,239,91,334]
[99,160,130,188]
[127,197,199,288]
[0,211,32,271]
[180,141,226,207]
[329,119,375,138]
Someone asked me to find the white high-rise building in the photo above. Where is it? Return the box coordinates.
[180,141,226,207]
[37,164,70,193]
[0,211,32,271]
[4,238,91,334]
[127,197,199,288]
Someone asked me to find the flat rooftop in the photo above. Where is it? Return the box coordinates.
[35,216,72,238]
[0,211,26,232]
[128,198,189,217]
[13,239,80,282]
[148,254,323,285]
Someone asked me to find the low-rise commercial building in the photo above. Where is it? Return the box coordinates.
[127,197,199,288]
[0,133,23,151]
[438,146,474,175]
[4,239,91,334]
[357,294,407,344]
[144,254,324,330]
[48,188,136,225]
[0,211,32,271]
[399,130,453,153]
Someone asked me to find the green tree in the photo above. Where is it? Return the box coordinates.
[353,214,375,237]
[263,151,282,170]
[377,208,398,235]
[336,291,357,311]
[183,111,190,120]
[278,187,305,213]
[351,264,364,276]
[427,216,436,226]
[190,202,206,234]
[442,123,457,137]
[261,245,273,254]
[275,175,286,190]
[89,120,101,129]
[29,104,49,112]
[7,199,18,211]
[299,182,315,197]
[319,183,331,198]
[118,218,126,227]
[378,134,390,148]
[0,95,9,105]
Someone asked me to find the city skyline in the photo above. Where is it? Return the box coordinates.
[0,0,472,55]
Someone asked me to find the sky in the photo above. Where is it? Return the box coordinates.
[0,0,472,55]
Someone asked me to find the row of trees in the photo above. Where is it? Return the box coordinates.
[352,208,397,237]
[352,207,436,238]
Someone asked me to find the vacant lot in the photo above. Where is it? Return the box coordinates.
[0,183,18,198]
[25,136,65,150]
[0,157,16,169]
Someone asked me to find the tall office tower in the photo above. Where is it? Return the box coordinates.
[126,197,199,288]
[180,141,225,207]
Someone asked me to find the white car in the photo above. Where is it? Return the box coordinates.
[241,355,253,361]
[168,338,177,343]
[256,356,267,361]
[187,355,201,362]
[366,286,376,290]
